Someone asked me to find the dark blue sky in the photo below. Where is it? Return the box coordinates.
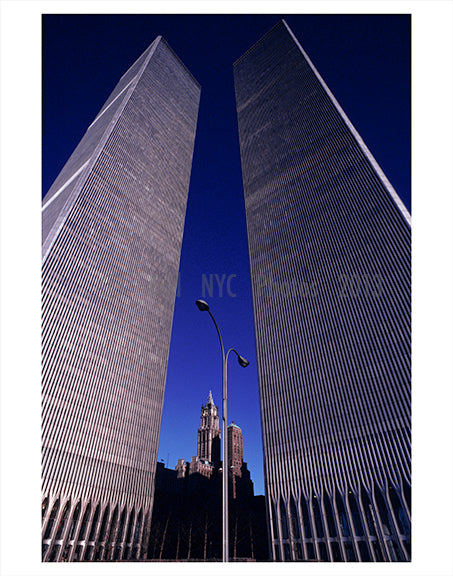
[42,14,411,496]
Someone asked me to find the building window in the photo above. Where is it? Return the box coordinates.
[312,495,324,537]
[318,541,329,561]
[374,487,392,536]
[44,499,60,540]
[42,544,49,561]
[133,509,143,546]
[389,485,410,536]
[371,540,384,562]
[279,498,289,540]
[55,500,71,540]
[140,511,150,558]
[116,508,127,544]
[360,488,377,537]
[347,490,364,536]
[358,540,371,561]
[271,501,279,541]
[98,506,110,543]
[88,505,100,542]
[295,542,303,560]
[48,544,61,562]
[306,542,315,560]
[402,476,411,512]
[331,541,342,561]
[289,496,300,539]
[68,501,81,541]
[126,509,135,545]
[274,543,281,561]
[323,493,337,537]
[335,490,350,537]
[392,539,405,561]
[344,542,357,561]
[386,539,398,561]
[300,495,312,539]
[73,545,83,562]
[403,538,411,558]
[105,505,119,557]
[78,503,91,541]
[42,498,48,526]
[283,543,291,561]
[61,544,71,562]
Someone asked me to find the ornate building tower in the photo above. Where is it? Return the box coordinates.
[196,391,221,466]
[41,36,200,562]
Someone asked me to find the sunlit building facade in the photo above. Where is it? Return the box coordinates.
[41,36,200,561]
[234,21,411,562]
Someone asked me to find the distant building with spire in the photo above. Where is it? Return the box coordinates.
[194,390,221,472]
[175,391,221,481]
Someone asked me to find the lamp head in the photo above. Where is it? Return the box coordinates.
[195,299,210,312]
[237,355,250,368]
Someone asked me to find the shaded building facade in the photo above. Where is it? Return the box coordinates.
[234,21,411,562]
[41,37,200,561]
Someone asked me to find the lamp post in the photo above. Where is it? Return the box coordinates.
[195,299,249,562]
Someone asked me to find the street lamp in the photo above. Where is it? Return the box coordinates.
[195,299,249,562]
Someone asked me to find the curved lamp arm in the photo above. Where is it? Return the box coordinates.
[226,347,250,368]
[195,299,225,362]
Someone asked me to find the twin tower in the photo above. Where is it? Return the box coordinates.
[41,21,411,562]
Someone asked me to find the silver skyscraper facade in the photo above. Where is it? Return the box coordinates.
[42,37,200,562]
[234,21,411,562]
